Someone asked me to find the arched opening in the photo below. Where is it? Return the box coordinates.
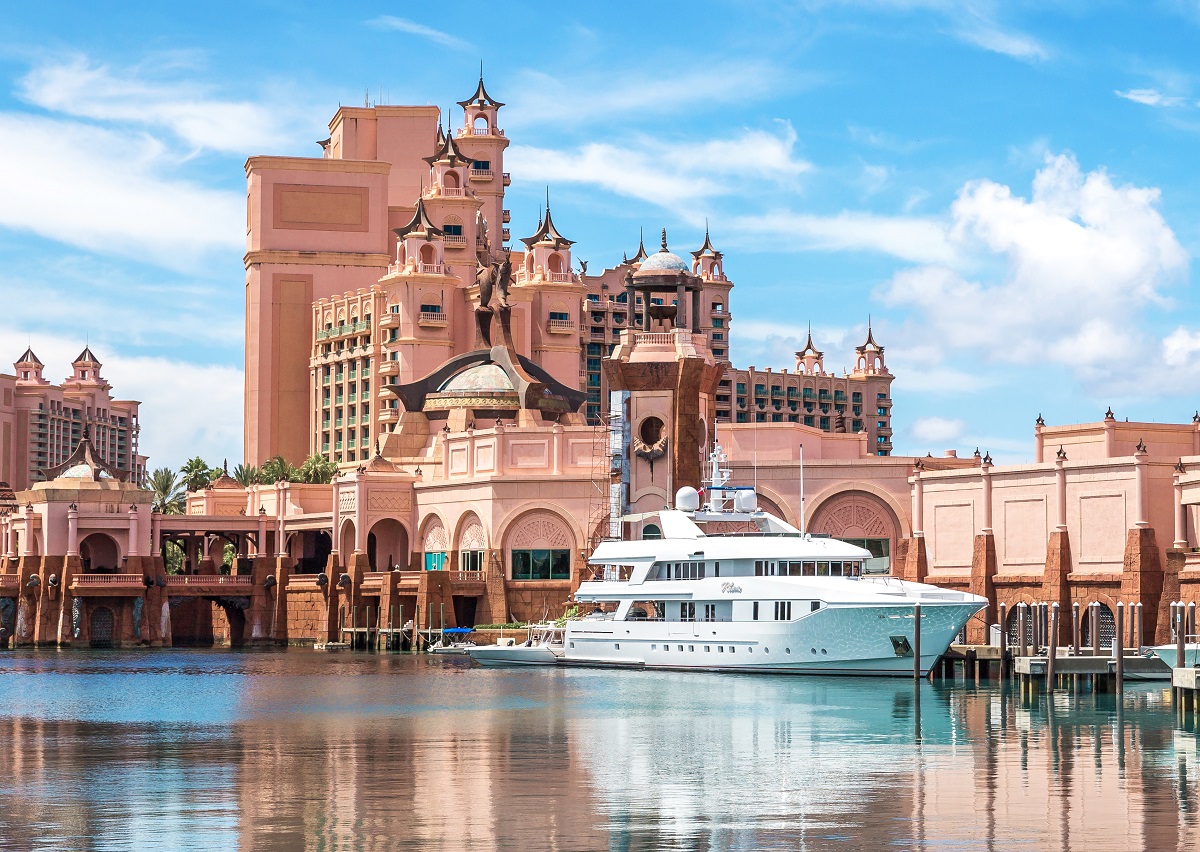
[443,170,460,189]
[80,533,121,573]
[421,516,448,571]
[506,510,574,581]
[547,253,564,274]
[1081,604,1116,649]
[368,518,409,570]
[420,243,436,266]
[457,514,487,574]
[89,606,115,648]
[1005,606,1036,646]
[809,490,899,565]
[473,115,489,133]
[339,519,356,564]
[641,523,662,540]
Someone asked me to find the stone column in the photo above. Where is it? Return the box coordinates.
[1055,453,1067,531]
[66,504,79,557]
[22,505,34,557]
[675,282,685,329]
[1034,419,1045,464]
[354,469,366,554]
[1134,444,1149,528]
[257,507,268,557]
[1,515,9,559]
[151,509,161,555]
[275,482,286,558]
[551,423,563,476]
[911,468,924,537]
[981,460,993,533]
[1175,471,1188,550]
[127,505,139,557]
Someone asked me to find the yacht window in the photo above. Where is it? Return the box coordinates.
[718,646,724,653]
[678,645,683,651]
[816,562,830,577]
[752,601,759,621]
[652,644,657,650]
[704,646,711,653]
[703,604,716,622]
[755,560,764,576]
[788,561,804,576]
[680,602,696,622]
[830,561,842,577]
[803,561,816,576]
[811,601,821,612]
[689,645,695,652]
[774,601,792,621]
[714,562,719,577]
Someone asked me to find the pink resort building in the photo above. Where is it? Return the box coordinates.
[4,75,1197,650]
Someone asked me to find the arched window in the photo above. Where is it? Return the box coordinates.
[443,170,460,189]
[420,244,436,265]
[642,523,662,541]
[473,115,489,134]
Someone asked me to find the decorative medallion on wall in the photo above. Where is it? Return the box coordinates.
[508,512,573,550]
[809,491,896,540]
[422,517,448,551]
[460,516,487,550]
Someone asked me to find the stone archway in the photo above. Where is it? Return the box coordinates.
[809,490,899,560]
[80,533,121,573]
[368,518,409,570]
[421,515,448,571]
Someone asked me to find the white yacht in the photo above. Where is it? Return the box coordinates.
[473,446,987,677]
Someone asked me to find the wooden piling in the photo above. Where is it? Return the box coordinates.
[1135,602,1143,652]
[1072,602,1080,656]
[1091,602,1101,657]
[1114,602,1124,694]
[998,602,1008,680]
[1018,603,1028,658]
[913,602,921,682]
[1047,603,1059,692]
[1190,602,1197,644]
[1177,604,1186,669]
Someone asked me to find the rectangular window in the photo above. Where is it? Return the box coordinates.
[420,303,442,314]
[680,602,696,621]
[510,548,571,580]
[703,604,716,622]
[424,551,447,571]
[811,601,821,613]
[443,223,463,237]
[774,601,792,621]
[753,601,759,620]
[471,159,491,170]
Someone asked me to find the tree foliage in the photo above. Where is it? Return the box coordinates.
[232,463,261,487]
[179,457,217,494]
[148,467,185,514]
[259,455,300,484]
[299,453,338,484]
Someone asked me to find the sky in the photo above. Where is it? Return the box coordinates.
[2,1,1200,469]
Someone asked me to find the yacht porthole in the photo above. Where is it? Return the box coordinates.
[810,648,817,654]
[764,648,769,654]
[821,649,827,655]
[615,643,620,650]
[704,646,711,652]
[785,648,791,654]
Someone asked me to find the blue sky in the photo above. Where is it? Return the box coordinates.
[3,1,1200,468]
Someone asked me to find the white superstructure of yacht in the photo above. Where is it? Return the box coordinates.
[474,445,986,676]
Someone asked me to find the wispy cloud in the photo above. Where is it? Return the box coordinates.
[368,15,472,51]
[508,122,810,210]
[954,20,1049,62]
[17,56,316,154]
[727,209,957,265]
[1115,87,1195,108]
[0,113,242,268]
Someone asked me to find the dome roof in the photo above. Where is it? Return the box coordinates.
[60,463,110,480]
[440,364,514,393]
[637,250,688,273]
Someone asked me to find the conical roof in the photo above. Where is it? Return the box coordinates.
[521,203,574,249]
[627,228,648,263]
[797,325,823,357]
[209,459,240,490]
[856,321,882,352]
[15,347,41,367]
[691,223,722,259]
[41,426,127,482]
[393,197,444,239]
[457,74,505,109]
[423,126,468,167]
[73,346,101,366]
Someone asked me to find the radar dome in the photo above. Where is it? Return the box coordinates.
[734,489,758,512]
[675,486,700,512]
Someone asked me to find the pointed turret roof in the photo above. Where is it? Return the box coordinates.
[15,347,41,367]
[209,459,240,490]
[521,199,574,249]
[41,425,128,482]
[393,197,444,239]
[856,320,882,352]
[457,73,505,109]
[627,228,648,263]
[435,122,446,149]
[73,346,101,366]
[797,324,823,357]
[423,125,468,167]
[691,222,722,259]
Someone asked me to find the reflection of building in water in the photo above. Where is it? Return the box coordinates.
[2,681,1200,849]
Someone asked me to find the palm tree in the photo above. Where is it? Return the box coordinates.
[148,467,185,514]
[299,453,338,484]
[259,455,300,484]
[180,456,215,493]
[232,463,261,487]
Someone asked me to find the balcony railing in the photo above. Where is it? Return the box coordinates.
[470,168,493,179]
[440,187,465,197]
[316,320,370,341]
[417,263,444,275]
[418,311,448,326]
[73,574,144,586]
[502,172,511,186]
[453,570,484,582]
[443,234,467,247]
[548,318,575,333]
[471,127,490,136]
[502,209,511,223]
[164,575,253,586]
[501,227,510,241]
[549,272,573,283]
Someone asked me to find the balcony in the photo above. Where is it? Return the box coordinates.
[316,320,370,341]
[417,263,445,275]
[378,360,400,375]
[470,168,493,179]
[443,234,467,247]
[502,209,511,223]
[549,272,573,283]
[471,126,490,136]
[440,187,465,197]
[501,227,510,241]
[379,312,400,328]
[548,318,575,333]
[418,311,448,327]
[380,408,400,422]
[502,172,511,186]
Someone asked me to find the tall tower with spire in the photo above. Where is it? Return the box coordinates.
[455,71,509,254]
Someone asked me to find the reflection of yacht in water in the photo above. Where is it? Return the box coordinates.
[472,445,986,676]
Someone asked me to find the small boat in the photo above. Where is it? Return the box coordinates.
[1149,643,1200,668]
[430,627,478,655]
[467,624,566,666]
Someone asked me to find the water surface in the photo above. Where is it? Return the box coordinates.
[1,649,1197,850]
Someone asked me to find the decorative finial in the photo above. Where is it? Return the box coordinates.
[1105,406,1115,421]
[983,452,993,465]
[1193,411,1199,424]
[1056,446,1067,460]
[1035,413,1045,427]
[973,447,981,459]
[913,459,925,472]
[415,466,423,477]
[1136,438,1147,453]
[660,228,668,252]
[1176,458,1187,474]
[375,439,381,457]
[259,506,266,515]
[223,459,229,474]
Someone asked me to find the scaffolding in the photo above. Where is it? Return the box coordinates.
[585,390,630,551]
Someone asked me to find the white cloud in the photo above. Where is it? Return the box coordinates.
[368,15,472,51]
[909,416,966,444]
[17,56,309,153]
[507,123,810,210]
[729,209,958,264]
[955,22,1049,62]
[1115,88,1195,108]
[0,113,242,267]
[1163,327,1200,367]
[881,152,1189,383]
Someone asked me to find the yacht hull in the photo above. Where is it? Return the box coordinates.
[468,645,563,666]
[550,601,982,677]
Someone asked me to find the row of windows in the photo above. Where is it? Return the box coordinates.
[512,548,572,581]
[754,560,864,577]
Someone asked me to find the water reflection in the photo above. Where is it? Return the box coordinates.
[0,650,1198,850]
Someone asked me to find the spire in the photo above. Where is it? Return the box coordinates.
[691,220,722,259]
[856,318,882,352]
[521,203,574,249]
[797,323,822,357]
[627,228,648,263]
[659,228,669,252]
[392,197,444,239]
[423,124,468,167]
[457,71,505,109]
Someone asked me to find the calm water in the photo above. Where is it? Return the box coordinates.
[1,650,1198,851]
